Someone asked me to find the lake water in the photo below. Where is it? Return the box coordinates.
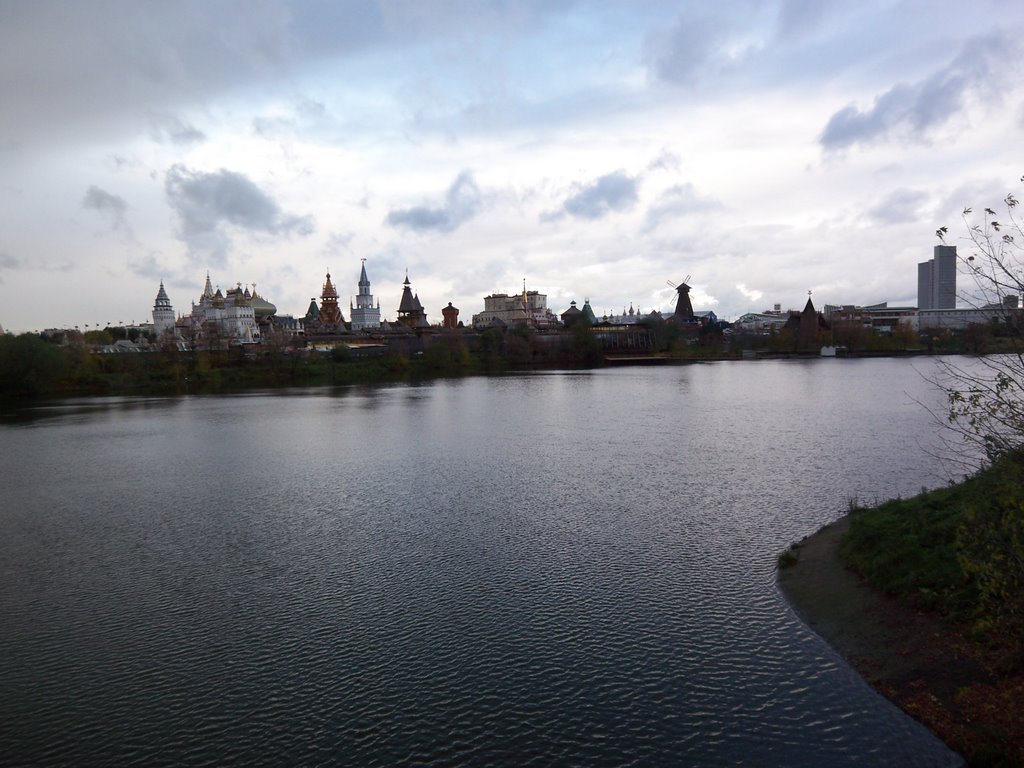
[0,359,964,766]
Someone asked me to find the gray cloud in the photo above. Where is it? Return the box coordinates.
[0,1,567,148]
[775,0,839,41]
[546,171,640,222]
[386,171,484,233]
[647,149,683,173]
[820,34,1009,151]
[0,250,17,285]
[866,188,929,225]
[82,185,129,230]
[127,250,167,282]
[148,112,205,145]
[323,231,355,256]
[0,1,298,147]
[108,154,140,171]
[648,7,741,86]
[645,184,722,230]
[165,165,314,263]
[0,250,20,271]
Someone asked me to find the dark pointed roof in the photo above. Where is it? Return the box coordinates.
[581,299,597,325]
[398,281,418,313]
[154,281,172,309]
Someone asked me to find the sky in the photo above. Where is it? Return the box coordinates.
[2,0,1024,333]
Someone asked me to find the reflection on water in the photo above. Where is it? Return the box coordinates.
[0,360,962,766]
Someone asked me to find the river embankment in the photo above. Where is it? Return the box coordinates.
[779,514,1023,766]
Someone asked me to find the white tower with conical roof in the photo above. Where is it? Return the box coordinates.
[153,281,175,336]
[350,259,381,330]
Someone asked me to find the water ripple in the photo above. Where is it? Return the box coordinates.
[0,363,963,766]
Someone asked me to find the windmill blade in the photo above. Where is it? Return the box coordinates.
[666,279,677,288]
[683,274,691,285]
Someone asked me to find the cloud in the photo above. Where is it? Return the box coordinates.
[866,188,929,225]
[645,183,722,230]
[647,7,744,85]
[386,171,484,233]
[148,112,206,145]
[735,283,763,304]
[323,231,355,256]
[775,0,837,40]
[82,185,129,230]
[253,97,332,139]
[127,250,167,282]
[820,33,1009,151]
[545,170,640,222]
[647,149,682,173]
[164,164,314,263]
[0,250,20,283]
[0,1,299,147]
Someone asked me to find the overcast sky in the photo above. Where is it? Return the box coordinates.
[2,0,1023,332]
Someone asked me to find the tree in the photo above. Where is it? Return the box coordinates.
[0,333,69,394]
[935,183,1024,651]
[937,181,1024,465]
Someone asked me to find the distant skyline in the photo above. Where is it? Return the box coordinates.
[2,1,1023,332]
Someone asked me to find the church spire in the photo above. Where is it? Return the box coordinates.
[319,270,343,324]
[350,259,381,331]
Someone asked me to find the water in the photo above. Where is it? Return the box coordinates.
[0,359,963,766]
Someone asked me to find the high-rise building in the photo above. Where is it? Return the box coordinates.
[932,245,957,309]
[350,260,381,331]
[917,261,934,310]
[917,245,957,309]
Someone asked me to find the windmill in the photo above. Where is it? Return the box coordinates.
[667,275,695,321]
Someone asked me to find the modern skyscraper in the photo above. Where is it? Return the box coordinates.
[917,261,934,310]
[932,245,957,309]
[917,245,957,309]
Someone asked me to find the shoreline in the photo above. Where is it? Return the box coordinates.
[778,516,1019,765]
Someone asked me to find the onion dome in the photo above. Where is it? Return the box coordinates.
[251,295,277,319]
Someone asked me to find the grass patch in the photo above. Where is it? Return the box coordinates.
[840,450,1024,632]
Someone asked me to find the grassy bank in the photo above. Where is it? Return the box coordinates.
[832,451,1024,765]
[841,450,1024,647]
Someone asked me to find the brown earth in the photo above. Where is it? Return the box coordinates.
[778,516,1024,767]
